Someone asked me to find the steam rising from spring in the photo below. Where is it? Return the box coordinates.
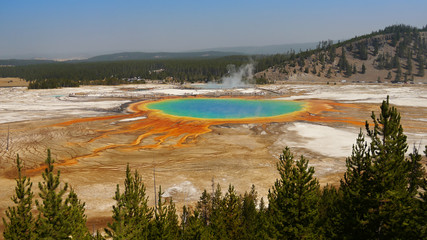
[221,63,254,88]
[207,63,254,89]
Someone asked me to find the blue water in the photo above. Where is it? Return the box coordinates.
[146,98,303,119]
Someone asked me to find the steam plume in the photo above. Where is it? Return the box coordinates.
[221,63,254,88]
[207,63,254,89]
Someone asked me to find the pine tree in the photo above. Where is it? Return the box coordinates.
[105,164,152,239]
[345,62,353,77]
[418,54,425,77]
[207,184,227,239]
[2,155,36,240]
[338,97,427,239]
[328,45,336,64]
[63,188,91,239]
[363,96,423,238]
[149,186,179,240]
[394,62,402,83]
[361,63,366,74]
[241,185,258,240]
[407,50,413,75]
[358,41,368,60]
[407,147,427,238]
[420,147,427,236]
[255,198,273,240]
[221,185,243,239]
[318,185,342,239]
[339,131,375,239]
[268,147,320,239]
[196,190,212,226]
[35,150,73,239]
[180,207,209,240]
[338,48,348,71]
[408,146,425,195]
[373,39,380,56]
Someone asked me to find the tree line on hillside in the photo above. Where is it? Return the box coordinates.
[0,57,251,89]
[2,105,427,238]
[1,24,425,89]
[258,24,427,82]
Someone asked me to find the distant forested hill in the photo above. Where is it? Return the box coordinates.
[83,51,243,62]
[1,24,426,88]
[256,24,427,84]
[196,42,318,55]
[0,59,55,66]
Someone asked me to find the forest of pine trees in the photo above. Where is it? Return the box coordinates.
[2,97,427,239]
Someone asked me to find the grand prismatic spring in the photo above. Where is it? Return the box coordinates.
[145,98,304,120]
[22,97,366,173]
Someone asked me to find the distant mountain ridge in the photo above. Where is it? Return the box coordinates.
[0,42,319,65]
[197,42,318,55]
[0,59,56,66]
[82,51,243,62]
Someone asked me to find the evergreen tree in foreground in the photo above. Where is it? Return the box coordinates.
[340,131,375,239]
[180,206,207,240]
[365,96,412,238]
[105,164,153,239]
[318,185,342,239]
[35,149,90,239]
[220,185,243,239]
[148,186,180,240]
[340,96,427,239]
[2,155,36,240]
[421,147,427,236]
[241,185,260,240]
[268,147,320,239]
[64,188,91,239]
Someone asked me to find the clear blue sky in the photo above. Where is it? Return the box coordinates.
[1,0,426,59]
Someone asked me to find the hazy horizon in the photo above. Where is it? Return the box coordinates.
[1,0,426,59]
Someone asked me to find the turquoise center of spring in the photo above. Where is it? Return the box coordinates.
[146,98,303,119]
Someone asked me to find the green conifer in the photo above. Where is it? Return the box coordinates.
[268,147,320,239]
[318,185,342,239]
[340,131,375,239]
[241,185,258,240]
[180,207,208,240]
[365,97,424,238]
[105,164,152,239]
[63,188,91,239]
[2,155,36,240]
[207,184,227,239]
[418,54,425,77]
[196,189,212,226]
[221,185,243,239]
[35,150,72,239]
[255,198,273,240]
[149,186,179,240]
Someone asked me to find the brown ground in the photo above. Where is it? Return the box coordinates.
[0,97,425,235]
[0,78,28,87]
